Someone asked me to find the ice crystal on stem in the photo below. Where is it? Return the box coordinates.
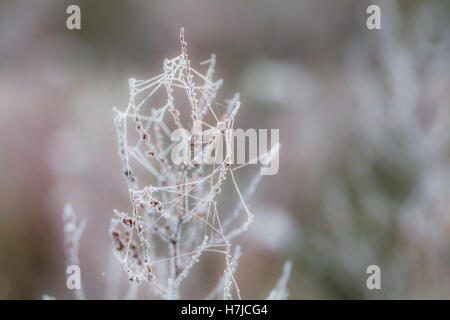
[62,203,87,300]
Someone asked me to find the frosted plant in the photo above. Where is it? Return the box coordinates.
[62,203,87,300]
[318,1,450,298]
[57,28,291,300]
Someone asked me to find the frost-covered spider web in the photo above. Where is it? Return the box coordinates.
[109,28,290,300]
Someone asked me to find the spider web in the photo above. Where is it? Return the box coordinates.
[109,28,278,300]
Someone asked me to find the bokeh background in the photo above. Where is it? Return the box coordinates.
[1,0,450,299]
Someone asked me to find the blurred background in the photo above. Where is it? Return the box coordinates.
[1,0,450,299]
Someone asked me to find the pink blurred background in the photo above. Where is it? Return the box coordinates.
[1,0,450,299]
